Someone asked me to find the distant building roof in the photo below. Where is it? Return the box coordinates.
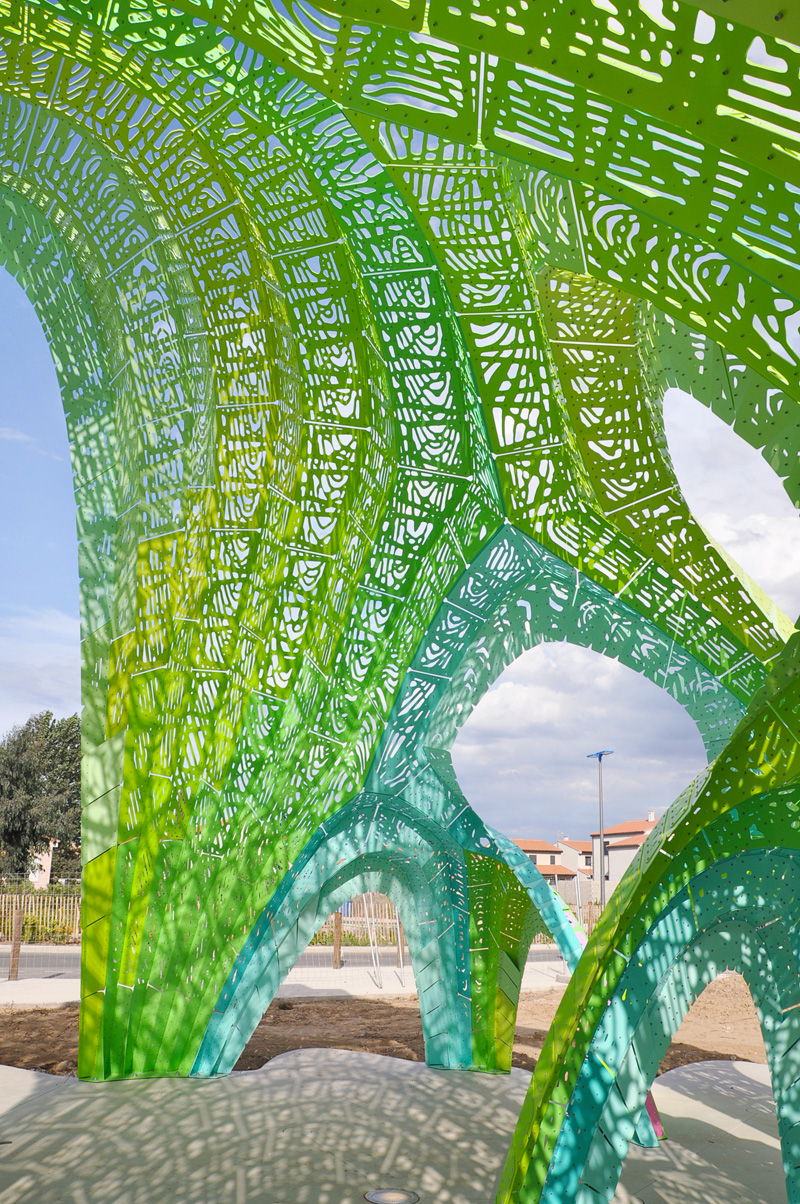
[590,818,657,838]
[559,839,592,853]
[536,863,576,879]
[512,838,560,854]
[607,832,651,850]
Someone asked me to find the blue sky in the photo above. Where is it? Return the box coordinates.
[1,265,799,842]
[0,269,79,736]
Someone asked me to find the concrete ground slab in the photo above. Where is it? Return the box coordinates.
[0,1063,72,1117]
[0,979,81,1009]
[616,1061,782,1204]
[0,1054,782,1203]
[0,1049,529,1203]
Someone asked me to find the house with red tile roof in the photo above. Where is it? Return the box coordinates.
[512,838,561,863]
[511,839,588,908]
[589,811,659,901]
[556,839,593,876]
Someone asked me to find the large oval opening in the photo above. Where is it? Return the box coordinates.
[450,641,707,846]
[663,386,800,623]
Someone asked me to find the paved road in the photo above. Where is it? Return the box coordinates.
[0,944,81,980]
[0,940,563,982]
[298,943,564,968]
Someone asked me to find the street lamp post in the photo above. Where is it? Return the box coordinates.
[587,750,614,909]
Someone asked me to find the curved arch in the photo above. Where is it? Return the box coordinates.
[0,26,438,1077]
[0,0,797,1129]
[430,542,743,767]
[193,785,583,1078]
[370,143,791,691]
[101,84,502,1074]
[356,133,800,674]
[357,520,741,1083]
[101,0,800,277]
[192,793,473,1076]
[4,0,787,706]
[499,681,800,1204]
[532,847,800,1204]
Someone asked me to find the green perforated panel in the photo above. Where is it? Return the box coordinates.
[0,1,797,1200]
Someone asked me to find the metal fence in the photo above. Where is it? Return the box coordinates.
[0,886,601,986]
[311,893,401,946]
[0,881,82,982]
[310,892,578,947]
[0,887,598,948]
[581,902,602,938]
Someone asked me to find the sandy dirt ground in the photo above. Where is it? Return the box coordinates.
[0,971,765,1078]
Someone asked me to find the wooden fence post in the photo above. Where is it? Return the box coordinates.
[397,919,405,967]
[332,909,342,969]
[8,897,22,981]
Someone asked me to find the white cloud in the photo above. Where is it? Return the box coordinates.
[451,642,707,843]
[0,426,35,444]
[0,608,80,736]
[0,425,61,460]
[0,423,61,459]
[663,389,800,620]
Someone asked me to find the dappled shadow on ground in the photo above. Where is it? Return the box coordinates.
[0,1049,530,1204]
[616,1061,781,1204]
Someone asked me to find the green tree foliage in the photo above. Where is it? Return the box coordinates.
[0,712,80,877]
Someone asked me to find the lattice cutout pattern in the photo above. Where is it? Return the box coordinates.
[0,1,798,1201]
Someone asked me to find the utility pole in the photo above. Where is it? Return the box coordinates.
[587,750,613,909]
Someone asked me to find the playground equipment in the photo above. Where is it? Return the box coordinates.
[0,0,798,1198]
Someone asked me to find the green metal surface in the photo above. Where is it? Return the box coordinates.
[0,0,797,1199]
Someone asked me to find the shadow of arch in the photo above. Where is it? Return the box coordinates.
[193,793,474,1076]
[533,845,800,1204]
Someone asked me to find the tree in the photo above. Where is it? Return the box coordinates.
[0,711,81,878]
